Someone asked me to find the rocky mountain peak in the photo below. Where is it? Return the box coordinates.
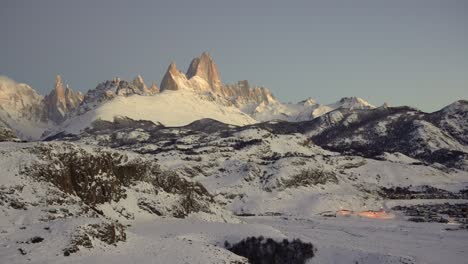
[55,75,66,103]
[299,98,318,106]
[330,96,375,110]
[64,86,78,110]
[150,82,160,94]
[168,62,179,75]
[76,91,84,101]
[44,75,83,124]
[380,102,390,108]
[186,52,222,92]
[44,75,68,123]
[0,76,46,125]
[160,62,187,91]
[132,74,150,94]
[159,54,275,110]
[440,100,468,114]
[222,80,276,108]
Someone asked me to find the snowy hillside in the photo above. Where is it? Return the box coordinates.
[53,116,468,214]
[48,90,255,136]
[247,96,375,122]
[2,114,464,263]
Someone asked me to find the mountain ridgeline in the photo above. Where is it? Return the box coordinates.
[1,53,468,263]
[0,52,466,170]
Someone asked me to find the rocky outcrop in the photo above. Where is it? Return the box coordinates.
[149,82,160,94]
[429,100,468,144]
[44,75,67,123]
[0,76,49,139]
[81,78,153,110]
[222,80,276,106]
[132,75,160,95]
[64,222,126,256]
[115,80,142,96]
[160,63,188,91]
[80,79,119,109]
[0,76,46,122]
[328,97,375,110]
[132,75,150,94]
[44,75,83,123]
[65,85,83,110]
[0,120,19,141]
[159,53,277,111]
[186,52,222,93]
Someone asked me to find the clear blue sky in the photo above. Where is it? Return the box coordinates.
[1,0,467,111]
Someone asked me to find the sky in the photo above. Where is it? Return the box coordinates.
[0,0,467,112]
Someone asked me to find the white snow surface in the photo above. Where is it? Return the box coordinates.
[1,128,468,263]
[49,90,256,136]
[244,96,374,123]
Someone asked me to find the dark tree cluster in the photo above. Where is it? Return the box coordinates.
[224,236,315,264]
[232,139,263,150]
[381,186,463,200]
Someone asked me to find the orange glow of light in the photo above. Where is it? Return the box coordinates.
[336,210,353,216]
[336,209,395,219]
[357,210,395,220]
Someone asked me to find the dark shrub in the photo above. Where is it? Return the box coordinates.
[225,236,315,264]
[30,236,44,243]
[25,143,212,215]
[232,139,263,150]
[279,168,338,190]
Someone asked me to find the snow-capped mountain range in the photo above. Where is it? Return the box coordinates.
[1,52,467,264]
[0,52,378,141]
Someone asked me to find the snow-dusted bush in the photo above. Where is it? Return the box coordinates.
[24,143,213,217]
[279,168,338,190]
[0,126,18,141]
[63,222,126,256]
[26,143,152,205]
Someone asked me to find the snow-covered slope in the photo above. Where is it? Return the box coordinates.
[0,141,243,261]
[429,100,468,144]
[56,117,468,215]
[47,89,255,136]
[327,96,375,110]
[244,96,375,122]
[306,106,468,169]
[2,115,468,263]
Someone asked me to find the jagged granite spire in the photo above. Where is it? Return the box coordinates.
[44,75,83,124]
[149,82,160,94]
[132,75,150,94]
[158,53,277,108]
[186,52,222,93]
[160,62,186,91]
